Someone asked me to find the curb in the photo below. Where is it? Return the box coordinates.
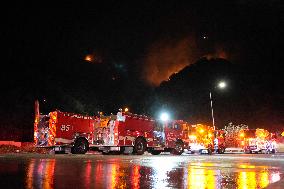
[224,148,244,153]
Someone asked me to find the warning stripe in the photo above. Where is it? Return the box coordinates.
[48,112,57,146]
[33,100,40,145]
[34,121,38,145]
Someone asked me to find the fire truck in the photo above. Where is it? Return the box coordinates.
[34,102,188,155]
[184,124,226,154]
[184,124,211,154]
[92,112,188,155]
[243,129,276,154]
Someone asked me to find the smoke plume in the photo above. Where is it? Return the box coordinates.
[143,36,232,86]
[143,37,198,86]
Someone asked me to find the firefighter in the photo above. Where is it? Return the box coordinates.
[39,127,48,146]
[266,139,276,154]
[265,140,271,153]
[214,137,219,153]
[271,139,277,153]
[108,120,115,145]
[102,127,107,144]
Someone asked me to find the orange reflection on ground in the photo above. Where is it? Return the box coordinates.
[111,164,118,188]
[94,160,104,185]
[26,159,35,189]
[108,163,127,189]
[26,159,55,189]
[187,163,217,189]
[239,164,256,169]
[44,160,55,189]
[85,160,92,188]
[94,161,140,189]
[237,164,272,189]
[131,165,141,189]
[237,172,257,189]
[259,171,269,188]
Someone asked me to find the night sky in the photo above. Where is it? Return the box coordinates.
[1,1,283,140]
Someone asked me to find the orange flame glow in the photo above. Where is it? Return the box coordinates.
[85,55,93,62]
[143,37,197,86]
[84,53,102,64]
[143,37,232,86]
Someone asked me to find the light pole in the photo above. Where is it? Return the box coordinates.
[210,81,227,131]
[209,91,215,130]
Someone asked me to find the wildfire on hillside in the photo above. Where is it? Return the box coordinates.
[143,36,232,86]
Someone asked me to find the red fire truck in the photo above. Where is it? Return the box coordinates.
[242,129,276,154]
[34,110,98,154]
[34,102,188,155]
[92,112,188,155]
[182,124,226,154]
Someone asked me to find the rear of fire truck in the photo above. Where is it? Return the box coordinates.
[185,124,215,154]
[34,111,97,154]
[184,124,226,154]
[34,100,55,149]
[34,100,97,154]
[243,129,276,154]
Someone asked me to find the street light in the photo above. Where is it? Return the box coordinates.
[218,81,226,89]
[159,112,170,145]
[160,112,169,122]
[210,81,227,130]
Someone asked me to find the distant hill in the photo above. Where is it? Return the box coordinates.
[149,58,283,132]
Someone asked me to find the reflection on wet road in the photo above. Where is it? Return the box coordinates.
[0,154,283,188]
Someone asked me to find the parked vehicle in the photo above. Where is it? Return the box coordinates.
[93,112,188,155]
[243,129,276,154]
[184,124,215,154]
[34,101,188,155]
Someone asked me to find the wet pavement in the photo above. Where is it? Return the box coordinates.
[0,153,283,189]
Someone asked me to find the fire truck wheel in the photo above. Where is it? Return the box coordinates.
[151,150,162,155]
[71,138,89,154]
[171,141,184,155]
[208,149,212,155]
[219,148,225,154]
[271,149,276,154]
[133,137,146,155]
[244,149,251,154]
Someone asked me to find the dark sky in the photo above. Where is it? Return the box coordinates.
[4,1,283,79]
[3,0,283,64]
[1,1,283,138]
